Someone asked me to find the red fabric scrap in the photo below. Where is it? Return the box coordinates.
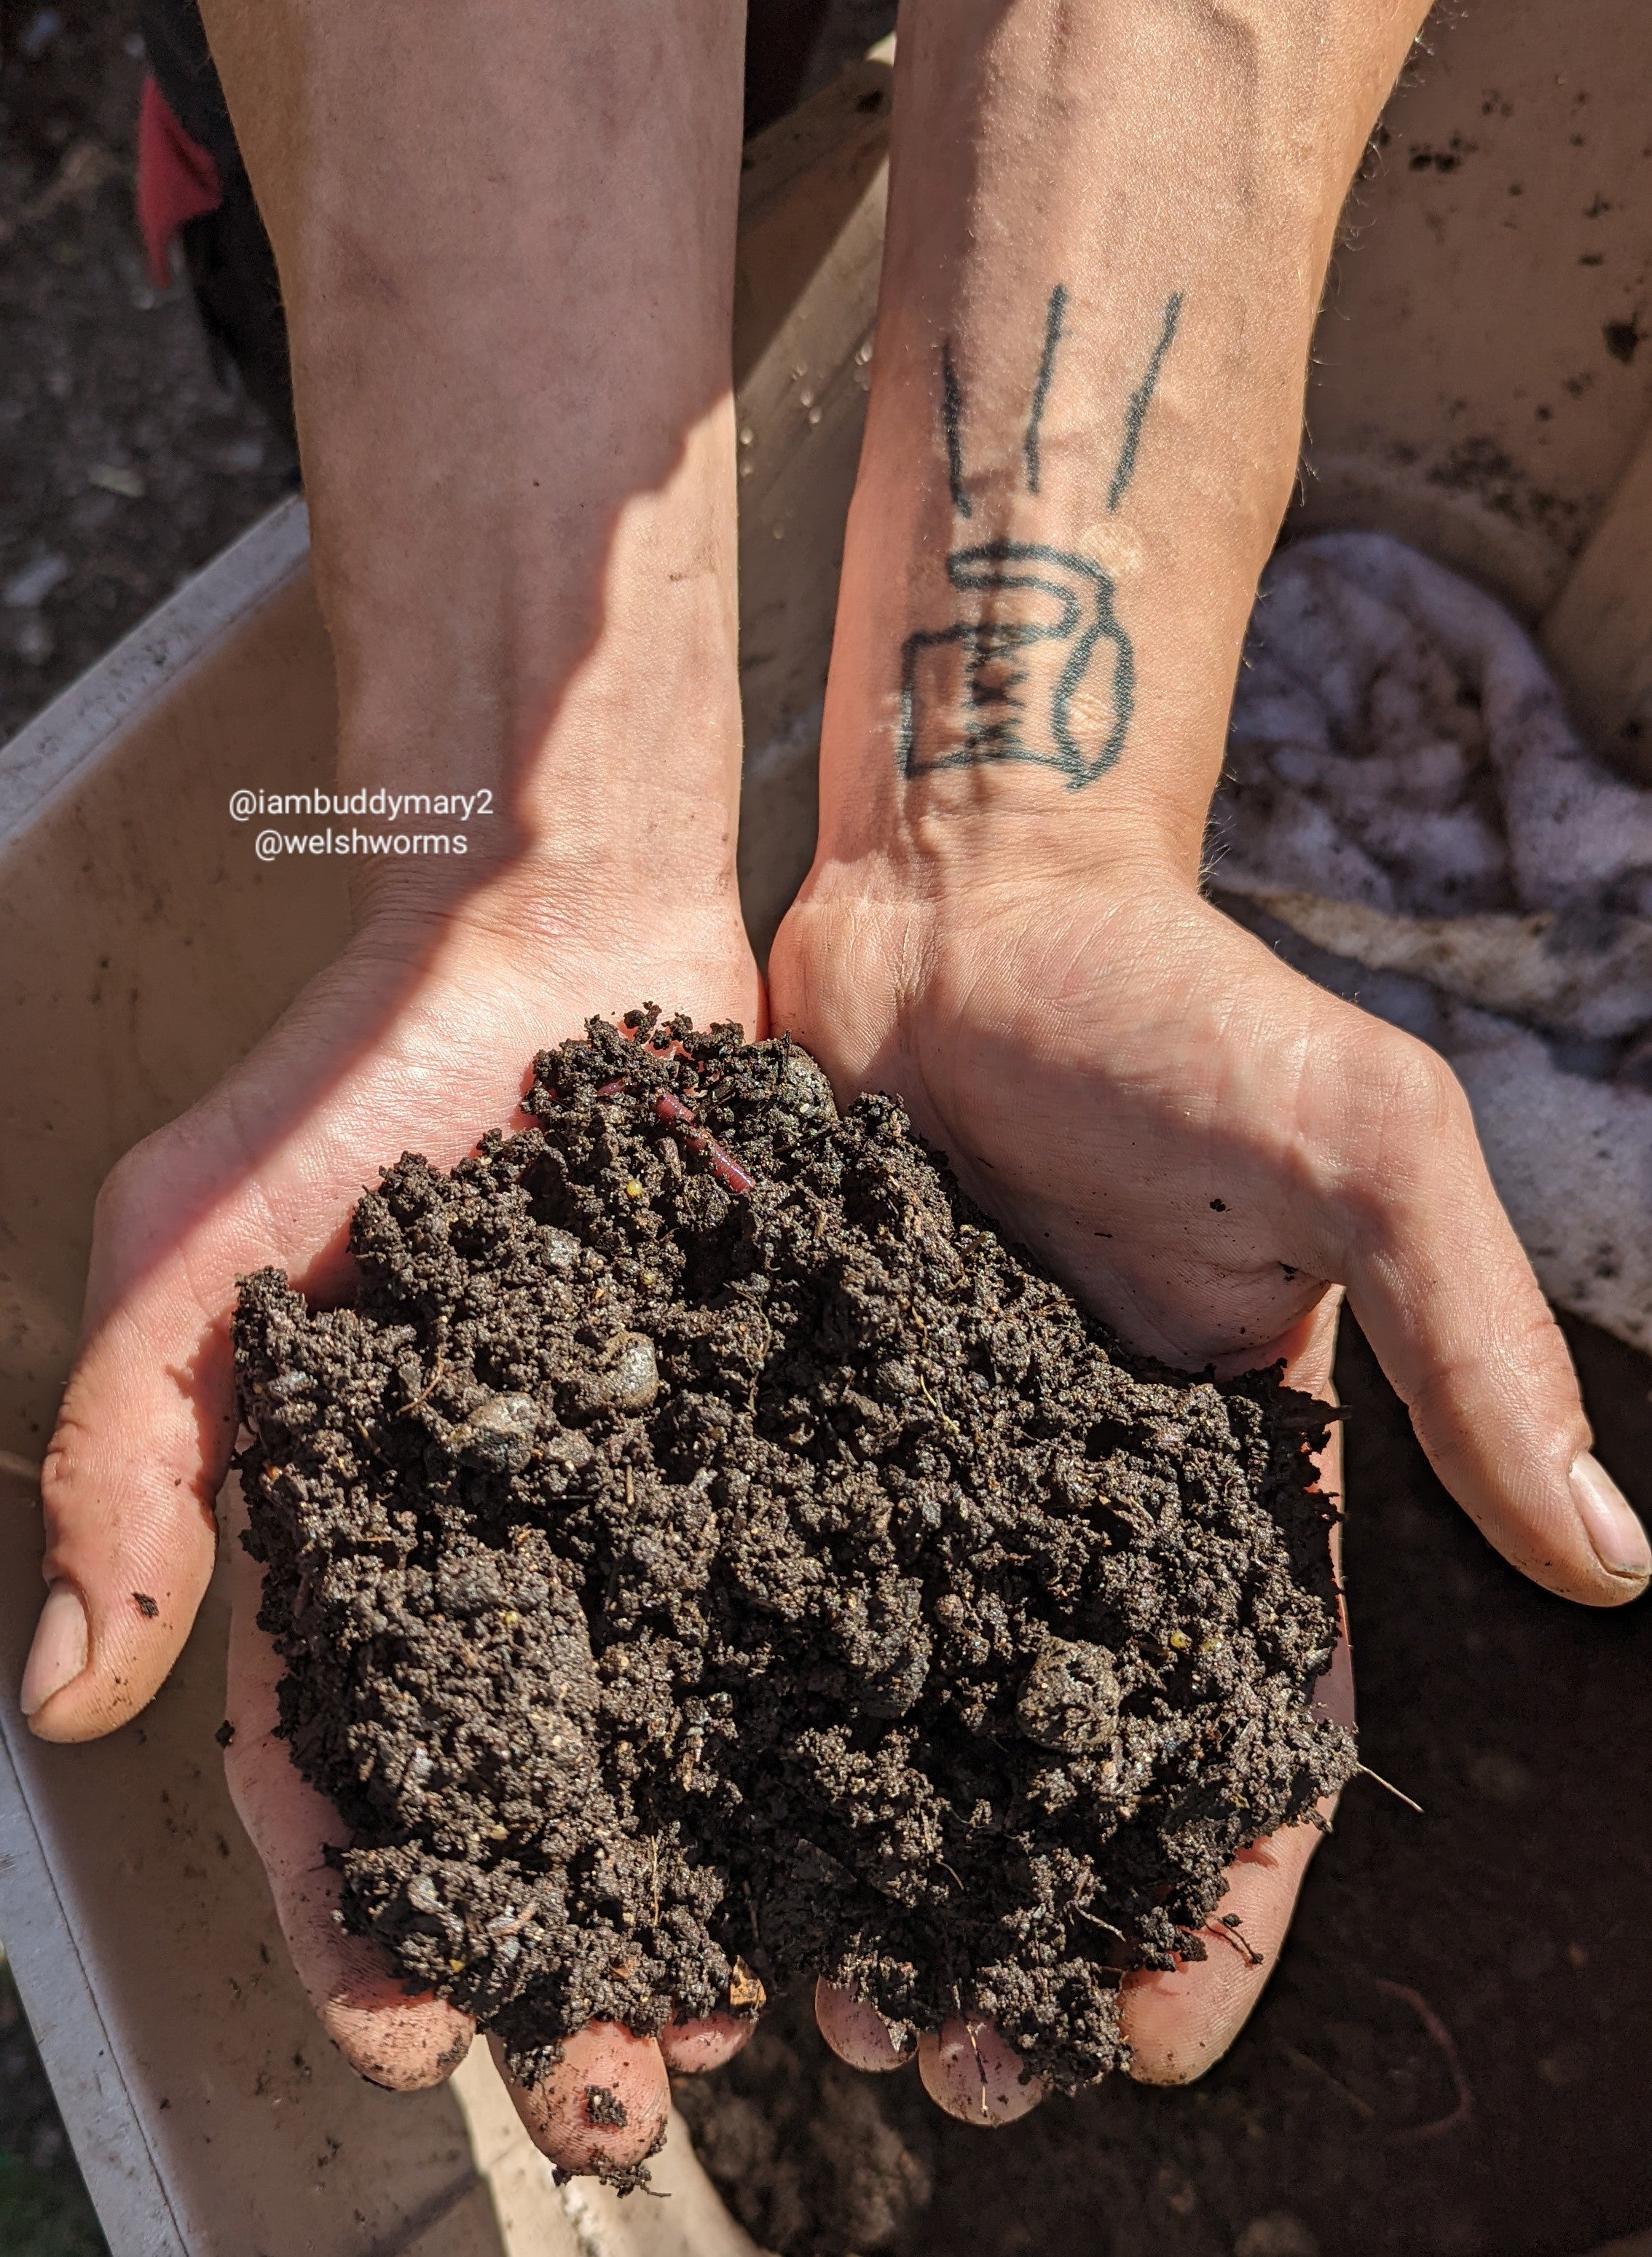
[136,74,221,289]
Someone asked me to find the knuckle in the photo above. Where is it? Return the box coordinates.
[92,1126,174,1239]
[1375,1031,1470,1145]
[40,1394,95,1520]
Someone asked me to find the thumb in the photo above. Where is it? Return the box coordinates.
[22,1155,229,1740]
[1339,1048,1649,1608]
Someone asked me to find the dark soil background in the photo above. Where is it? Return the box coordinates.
[0,0,294,746]
[0,1956,103,2257]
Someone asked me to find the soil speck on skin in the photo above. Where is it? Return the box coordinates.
[584,2085,629,2130]
[1604,317,1643,364]
[234,1010,1352,2140]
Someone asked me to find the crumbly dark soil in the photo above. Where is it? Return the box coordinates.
[234,1008,1353,2149]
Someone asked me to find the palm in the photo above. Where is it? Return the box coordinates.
[773,876,1390,1367]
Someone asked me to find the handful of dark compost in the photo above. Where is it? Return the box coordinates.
[234,1010,1353,2121]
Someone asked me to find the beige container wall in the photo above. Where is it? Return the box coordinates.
[1296,0,1652,621]
[3,9,1652,2253]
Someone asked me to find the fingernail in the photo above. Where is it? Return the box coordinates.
[20,1582,89,1718]
[1570,1452,1652,1580]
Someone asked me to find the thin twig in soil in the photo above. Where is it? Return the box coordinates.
[1356,1761,1425,1816]
[486,1896,541,1940]
[395,1351,447,1418]
[1373,1977,1474,2140]
[1283,2041,1377,2121]
[965,2018,991,2124]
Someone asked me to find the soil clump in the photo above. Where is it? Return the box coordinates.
[234,1010,1354,2167]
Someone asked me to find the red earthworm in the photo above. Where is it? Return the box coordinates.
[1373,1979,1473,2142]
[652,1091,755,1197]
[708,1147,757,1196]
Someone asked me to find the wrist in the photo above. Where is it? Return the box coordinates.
[321,417,747,933]
[795,817,1197,948]
[348,812,751,967]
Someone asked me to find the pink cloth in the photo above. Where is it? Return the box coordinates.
[135,74,221,289]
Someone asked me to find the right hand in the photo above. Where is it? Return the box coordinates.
[23,880,766,2179]
[774,839,1650,2119]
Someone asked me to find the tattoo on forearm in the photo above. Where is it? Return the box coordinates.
[1108,289,1183,511]
[900,541,1135,786]
[899,287,1181,789]
[1022,281,1068,495]
[941,342,972,519]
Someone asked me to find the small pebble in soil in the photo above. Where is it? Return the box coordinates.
[235,1008,1355,2185]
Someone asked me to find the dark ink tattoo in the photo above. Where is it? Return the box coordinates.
[899,541,1134,788]
[1108,290,1183,511]
[1022,283,1068,495]
[941,342,972,518]
[903,283,1181,788]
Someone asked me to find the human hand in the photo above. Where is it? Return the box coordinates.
[768,852,1648,2114]
[25,880,766,2180]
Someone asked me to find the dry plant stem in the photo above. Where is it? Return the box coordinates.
[918,2021,1048,2127]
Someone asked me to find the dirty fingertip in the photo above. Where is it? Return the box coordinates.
[917,2019,1047,2124]
[814,1979,916,2071]
[658,2011,754,2074]
[496,2024,670,2173]
[1120,1822,1324,2086]
[324,1988,475,2091]
[1117,1982,1224,2088]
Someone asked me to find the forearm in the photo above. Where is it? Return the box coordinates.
[819,0,1428,886]
[197,0,749,927]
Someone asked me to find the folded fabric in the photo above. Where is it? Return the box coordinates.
[1211,530,1652,1351]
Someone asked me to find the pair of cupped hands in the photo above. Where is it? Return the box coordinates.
[22,820,1648,2179]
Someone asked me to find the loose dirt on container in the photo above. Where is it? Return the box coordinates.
[234,1008,1355,2183]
